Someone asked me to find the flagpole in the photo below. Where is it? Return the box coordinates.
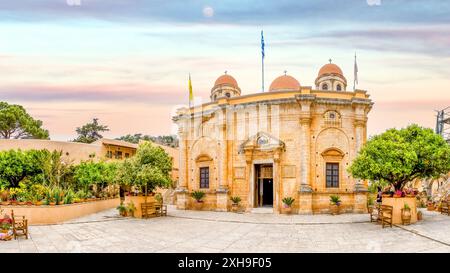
[261,30,265,92]
[262,52,264,92]
[353,53,357,91]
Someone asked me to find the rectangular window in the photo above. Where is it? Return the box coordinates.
[106,151,113,158]
[326,163,339,188]
[115,151,123,159]
[125,153,130,158]
[199,167,210,188]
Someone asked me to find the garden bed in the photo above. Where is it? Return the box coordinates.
[0,198,120,225]
[382,196,417,225]
[124,195,155,218]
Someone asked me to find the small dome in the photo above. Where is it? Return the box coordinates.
[269,75,300,92]
[214,74,238,88]
[318,63,343,77]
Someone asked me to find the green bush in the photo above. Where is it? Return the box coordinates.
[330,195,341,205]
[230,196,241,204]
[282,197,295,207]
[191,191,205,202]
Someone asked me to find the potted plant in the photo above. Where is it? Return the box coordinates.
[116,202,128,217]
[126,201,136,217]
[282,197,295,214]
[426,197,434,211]
[1,223,11,234]
[191,191,205,210]
[394,190,403,198]
[401,203,411,225]
[417,210,423,221]
[230,196,241,212]
[329,195,341,215]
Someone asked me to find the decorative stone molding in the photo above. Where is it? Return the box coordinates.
[299,184,313,193]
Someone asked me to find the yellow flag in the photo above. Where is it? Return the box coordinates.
[189,73,193,107]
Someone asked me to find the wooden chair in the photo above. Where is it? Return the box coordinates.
[369,204,381,222]
[380,205,393,228]
[441,198,449,216]
[155,202,167,217]
[11,210,28,240]
[141,202,156,219]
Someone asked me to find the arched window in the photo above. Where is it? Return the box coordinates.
[336,84,342,91]
[225,92,231,98]
[213,94,217,100]
[322,83,328,90]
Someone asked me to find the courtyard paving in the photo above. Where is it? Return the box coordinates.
[1,206,449,253]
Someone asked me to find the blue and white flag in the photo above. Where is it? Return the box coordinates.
[261,30,265,59]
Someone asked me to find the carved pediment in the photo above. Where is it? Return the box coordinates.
[321,148,345,159]
[239,132,285,153]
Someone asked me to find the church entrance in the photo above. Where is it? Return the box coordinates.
[254,164,273,207]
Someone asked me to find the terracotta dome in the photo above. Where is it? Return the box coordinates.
[269,75,301,92]
[214,74,238,88]
[318,63,343,77]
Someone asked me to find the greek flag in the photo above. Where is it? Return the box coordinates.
[261,30,265,59]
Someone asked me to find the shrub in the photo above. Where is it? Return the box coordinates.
[230,196,241,204]
[282,197,295,207]
[330,195,341,206]
[191,191,205,202]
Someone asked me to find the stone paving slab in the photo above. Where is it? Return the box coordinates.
[1,207,449,253]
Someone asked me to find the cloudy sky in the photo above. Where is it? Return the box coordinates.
[1,0,449,140]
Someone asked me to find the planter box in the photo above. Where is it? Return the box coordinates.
[2,198,120,225]
[382,197,417,225]
[124,195,155,218]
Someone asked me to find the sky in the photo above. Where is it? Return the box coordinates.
[0,0,449,140]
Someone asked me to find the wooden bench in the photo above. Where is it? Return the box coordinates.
[441,198,449,216]
[11,210,28,239]
[141,203,156,219]
[380,205,393,228]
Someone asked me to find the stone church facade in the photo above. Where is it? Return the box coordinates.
[173,62,373,214]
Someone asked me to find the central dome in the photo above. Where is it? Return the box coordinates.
[318,63,343,77]
[269,75,301,92]
[214,74,239,89]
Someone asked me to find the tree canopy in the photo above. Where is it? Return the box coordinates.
[0,101,49,139]
[73,161,117,193]
[116,142,173,194]
[73,118,109,143]
[0,149,49,188]
[349,124,450,191]
[116,133,178,147]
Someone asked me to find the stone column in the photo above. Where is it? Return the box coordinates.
[216,108,229,211]
[353,116,368,212]
[298,99,313,214]
[244,149,253,211]
[176,128,189,210]
[353,118,367,192]
[273,151,281,214]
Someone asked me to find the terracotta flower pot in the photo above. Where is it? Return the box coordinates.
[49,202,56,206]
[34,201,43,206]
[231,203,239,212]
[417,212,423,221]
[330,204,340,215]
[283,206,293,214]
[193,201,204,210]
